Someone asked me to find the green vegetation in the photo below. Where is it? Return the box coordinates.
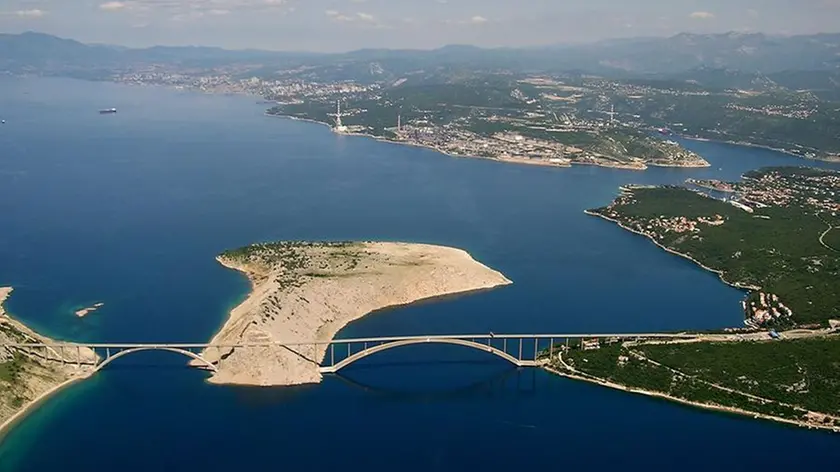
[267,76,706,167]
[592,167,840,325]
[638,339,840,415]
[615,88,840,159]
[221,241,356,266]
[220,241,364,293]
[0,353,27,383]
[560,337,840,423]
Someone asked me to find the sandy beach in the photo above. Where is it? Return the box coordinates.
[0,288,97,441]
[197,241,512,386]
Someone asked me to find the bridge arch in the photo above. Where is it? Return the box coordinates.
[320,338,526,374]
[94,347,218,373]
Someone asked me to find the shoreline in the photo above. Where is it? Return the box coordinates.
[265,112,710,172]
[584,209,761,292]
[267,113,573,168]
[0,288,98,445]
[679,135,840,164]
[0,374,91,444]
[541,365,840,433]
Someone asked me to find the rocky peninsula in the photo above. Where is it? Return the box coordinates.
[0,288,98,437]
[198,241,512,386]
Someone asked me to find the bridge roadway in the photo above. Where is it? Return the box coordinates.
[1,332,702,374]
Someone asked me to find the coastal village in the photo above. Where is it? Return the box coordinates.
[744,292,794,327]
[590,167,840,330]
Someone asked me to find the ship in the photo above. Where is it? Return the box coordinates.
[99,108,117,114]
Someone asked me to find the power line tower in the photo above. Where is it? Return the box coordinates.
[607,104,617,125]
[335,100,343,129]
[328,100,348,132]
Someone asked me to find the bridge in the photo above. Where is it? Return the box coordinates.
[1,332,700,374]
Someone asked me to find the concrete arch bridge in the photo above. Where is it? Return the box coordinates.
[2,332,698,374]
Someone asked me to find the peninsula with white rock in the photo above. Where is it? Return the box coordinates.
[197,241,512,386]
[0,288,98,437]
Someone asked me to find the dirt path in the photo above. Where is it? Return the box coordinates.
[818,214,838,252]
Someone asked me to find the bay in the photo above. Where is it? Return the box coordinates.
[0,77,837,470]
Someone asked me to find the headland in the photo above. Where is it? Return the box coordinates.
[197,241,512,386]
[0,288,98,440]
[554,166,840,430]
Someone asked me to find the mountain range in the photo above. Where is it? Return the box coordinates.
[2,31,839,77]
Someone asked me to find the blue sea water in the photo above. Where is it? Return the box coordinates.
[0,77,838,470]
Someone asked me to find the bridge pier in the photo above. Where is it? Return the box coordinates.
[518,339,523,361]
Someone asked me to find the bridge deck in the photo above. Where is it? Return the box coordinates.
[0,332,699,349]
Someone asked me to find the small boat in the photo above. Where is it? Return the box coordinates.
[99,108,117,114]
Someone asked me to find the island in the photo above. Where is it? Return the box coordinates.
[197,241,512,386]
[0,288,97,436]
[543,166,840,430]
[75,302,104,318]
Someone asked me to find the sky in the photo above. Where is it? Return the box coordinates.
[1,0,839,51]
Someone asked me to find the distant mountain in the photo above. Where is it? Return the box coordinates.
[0,31,318,76]
[0,31,120,66]
[572,32,840,74]
[2,31,839,79]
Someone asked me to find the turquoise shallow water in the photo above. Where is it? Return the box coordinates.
[0,77,838,470]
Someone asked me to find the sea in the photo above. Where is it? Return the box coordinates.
[0,77,837,471]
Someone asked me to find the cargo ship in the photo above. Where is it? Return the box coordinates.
[99,108,117,114]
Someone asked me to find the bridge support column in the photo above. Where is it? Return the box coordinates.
[503,339,507,355]
[106,347,110,360]
[330,344,335,367]
[533,339,538,361]
[550,338,554,357]
[518,339,522,361]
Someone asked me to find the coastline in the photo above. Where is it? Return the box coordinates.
[0,288,98,444]
[541,365,840,433]
[584,209,761,292]
[647,160,711,169]
[0,374,91,444]
[679,135,840,164]
[265,112,710,172]
[199,241,512,386]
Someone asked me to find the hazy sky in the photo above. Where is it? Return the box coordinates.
[1,0,839,51]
